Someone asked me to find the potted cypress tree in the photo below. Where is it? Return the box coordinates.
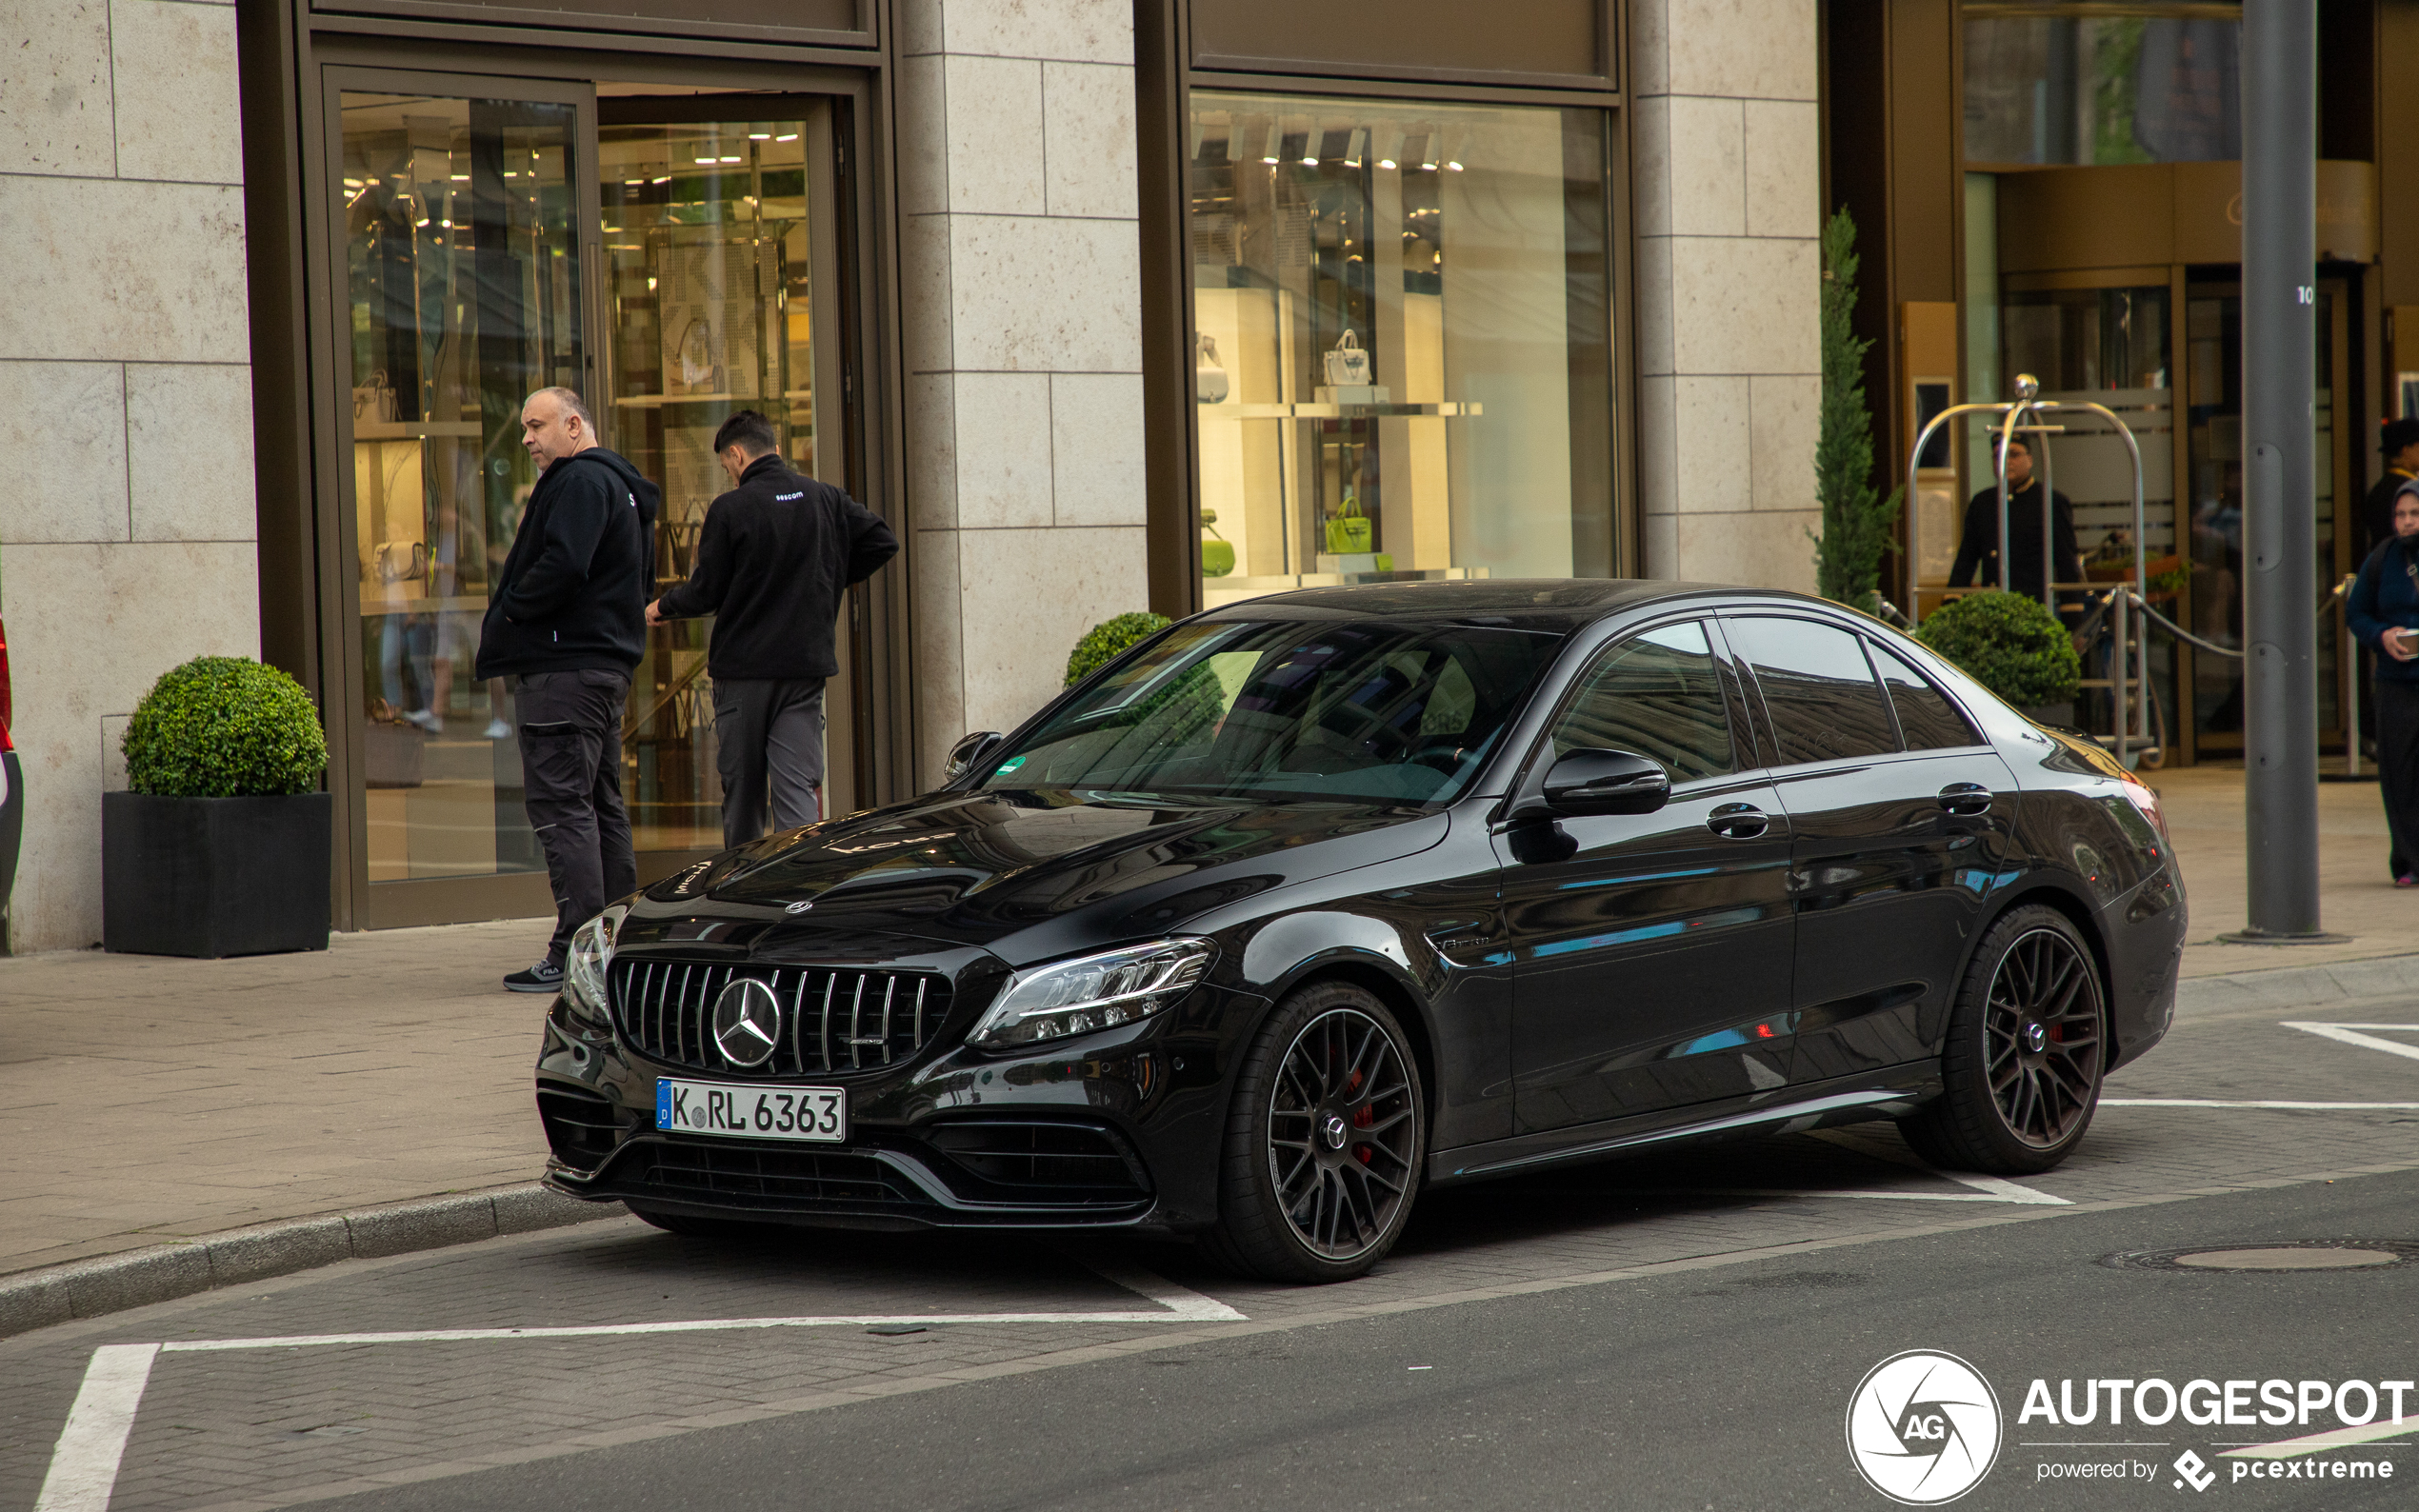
[104,656,332,957]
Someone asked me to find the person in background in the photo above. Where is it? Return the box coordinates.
[2360,418,2419,560]
[475,387,660,991]
[1949,434,2083,612]
[648,408,897,848]
[2346,480,2419,886]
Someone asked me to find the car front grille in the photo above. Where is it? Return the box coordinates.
[611,1141,933,1211]
[610,958,949,1077]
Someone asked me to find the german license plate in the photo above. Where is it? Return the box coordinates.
[655,1079,847,1143]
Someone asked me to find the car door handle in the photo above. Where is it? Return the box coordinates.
[1707,802,1769,840]
[1938,783,1993,817]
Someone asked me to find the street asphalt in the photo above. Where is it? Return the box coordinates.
[5,988,2414,1511]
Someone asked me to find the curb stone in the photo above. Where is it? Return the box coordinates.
[0,1184,616,1343]
[2173,952,2419,1015]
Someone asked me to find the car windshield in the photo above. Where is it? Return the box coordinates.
[975,619,1565,805]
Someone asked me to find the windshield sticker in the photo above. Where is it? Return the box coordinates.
[995,755,1027,775]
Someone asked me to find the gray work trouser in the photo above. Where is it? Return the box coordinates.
[712,677,826,849]
[512,669,635,964]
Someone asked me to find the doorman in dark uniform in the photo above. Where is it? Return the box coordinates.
[1949,434,2083,611]
[2361,418,2419,560]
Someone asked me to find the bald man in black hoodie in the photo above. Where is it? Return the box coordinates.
[476,387,659,993]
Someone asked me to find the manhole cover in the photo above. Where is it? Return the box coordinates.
[2101,1241,2419,1272]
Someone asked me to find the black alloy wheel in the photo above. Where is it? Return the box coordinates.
[1204,982,1426,1283]
[1898,905,2107,1175]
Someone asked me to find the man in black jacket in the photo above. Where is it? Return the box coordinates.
[650,409,898,847]
[1949,434,2083,612]
[476,387,659,992]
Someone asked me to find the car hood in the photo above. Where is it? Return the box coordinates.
[638,788,1448,965]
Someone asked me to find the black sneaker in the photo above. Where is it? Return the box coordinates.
[505,960,566,993]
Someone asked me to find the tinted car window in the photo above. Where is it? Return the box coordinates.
[1547,620,1734,782]
[1871,644,1982,749]
[977,619,1562,805]
[1726,616,1900,765]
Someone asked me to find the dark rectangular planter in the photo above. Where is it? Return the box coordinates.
[104,791,331,958]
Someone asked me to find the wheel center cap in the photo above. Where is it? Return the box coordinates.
[2022,1020,2048,1053]
[1320,1113,1350,1151]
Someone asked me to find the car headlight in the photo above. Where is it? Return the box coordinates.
[563,905,627,1027]
[968,939,1215,1051]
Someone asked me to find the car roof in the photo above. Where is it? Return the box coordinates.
[1192,578,1839,635]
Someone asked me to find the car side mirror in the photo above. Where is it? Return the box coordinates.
[1541,748,1670,816]
[943,731,1004,784]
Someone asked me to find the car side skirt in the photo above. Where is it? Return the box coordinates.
[1427,1064,1941,1186]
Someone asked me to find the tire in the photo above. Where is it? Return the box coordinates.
[624,1201,768,1238]
[1201,982,1426,1283]
[1897,904,2108,1175]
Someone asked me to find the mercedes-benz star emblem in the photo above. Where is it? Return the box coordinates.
[784,899,814,914]
[711,978,784,1067]
[1321,1113,1349,1151]
[2023,1021,2048,1053]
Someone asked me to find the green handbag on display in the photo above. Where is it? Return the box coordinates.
[1200,508,1234,577]
[1324,494,1373,554]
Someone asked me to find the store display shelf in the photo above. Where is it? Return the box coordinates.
[612,389,813,408]
[353,421,483,440]
[1199,401,1483,420]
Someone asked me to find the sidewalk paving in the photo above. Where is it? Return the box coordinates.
[0,762,2404,1287]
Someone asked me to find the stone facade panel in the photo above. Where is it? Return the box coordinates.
[1048,372,1146,526]
[955,525,1149,737]
[110,0,243,186]
[126,362,256,541]
[1042,61,1138,220]
[942,55,1045,216]
[1744,99,1822,239]
[0,0,114,177]
[0,177,250,364]
[0,360,128,545]
[946,214,1144,374]
[949,372,1055,528]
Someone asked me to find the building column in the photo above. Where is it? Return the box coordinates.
[1629,0,1824,590]
[0,0,262,952]
[896,0,1152,785]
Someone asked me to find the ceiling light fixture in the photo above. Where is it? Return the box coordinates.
[1378,158,1397,169]
[750,132,770,140]
[720,155,742,163]
[695,156,717,165]
[1446,161,1465,171]
[775,132,798,142]
[652,175,670,184]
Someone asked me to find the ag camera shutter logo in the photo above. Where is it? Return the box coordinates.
[1846,1350,2004,1504]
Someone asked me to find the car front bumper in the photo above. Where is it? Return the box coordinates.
[532,985,1249,1235]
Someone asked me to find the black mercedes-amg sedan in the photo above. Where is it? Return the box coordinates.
[534,581,2184,1282]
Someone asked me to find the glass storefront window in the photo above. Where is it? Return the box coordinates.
[1964,8,2241,167]
[341,91,581,883]
[1188,93,1611,606]
[1995,284,2178,741]
[598,118,820,852]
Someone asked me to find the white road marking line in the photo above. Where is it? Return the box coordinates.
[1937,1171,2070,1204]
[33,1343,158,1512]
[1072,1255,1248,1322]
[36,1265,1241,1510]
[1589,1186,2061,1205]
[2102,1100,2419,1109]
[2280,1022,2419,1064]
[2220,1420,2416,1458]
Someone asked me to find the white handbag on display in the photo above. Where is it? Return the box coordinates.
[1196,332,1229,405]
[1323,329,1371,388]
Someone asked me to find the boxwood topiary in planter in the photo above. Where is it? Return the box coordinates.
[1912,590,2081,712]
[1065,612,1172,687]
[106,656,333,958]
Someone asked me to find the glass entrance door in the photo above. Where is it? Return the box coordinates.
[593,100,848,843]
[2181,278,2353,753]
[332,76,594,922]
